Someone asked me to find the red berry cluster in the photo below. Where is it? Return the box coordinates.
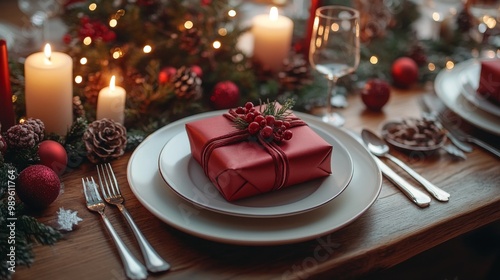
[235,102,293,142]
[78,16,116,42]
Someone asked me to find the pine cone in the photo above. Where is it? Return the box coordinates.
[407,43,427,66]
[5,124,37,149]
[278,53,312,91]
[456,8,472,32]
[23,118,45,143]
[83,118,127,163]
[180,27,202,54]
[0,134,7,155]
[172,66,202,100]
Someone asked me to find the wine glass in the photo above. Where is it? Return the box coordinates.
[421,0,464,21]
[420,0,464,40]
[467,0,500,51]
[18,0,60,47]
[309,6,360,126]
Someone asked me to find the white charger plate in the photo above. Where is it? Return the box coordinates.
[127,111,382,245]
[434,59,500,136]
[459,59,500,118]
[158,124,353,218]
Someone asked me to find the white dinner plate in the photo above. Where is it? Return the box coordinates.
[434,59,500,136]
[158,123,354,218]
[127,111,382,245]
[458,59,500,118]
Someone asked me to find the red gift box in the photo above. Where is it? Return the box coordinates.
[185,107,332,201]
[478,59,500,105]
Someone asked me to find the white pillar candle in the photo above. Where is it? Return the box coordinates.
[25,44,73,135]
[251,7,293,72]
[96,76,126,124]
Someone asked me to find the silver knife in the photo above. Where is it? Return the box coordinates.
[373,156,431,208]
[420,95,474,153]
[350,131,432,207]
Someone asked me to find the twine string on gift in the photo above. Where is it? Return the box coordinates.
[200,112,306,191]
[258,133,289,190]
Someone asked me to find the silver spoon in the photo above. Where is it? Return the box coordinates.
[362,129,450,202]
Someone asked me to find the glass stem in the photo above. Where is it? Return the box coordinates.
[40,22,46,44]
[327,79,336,115]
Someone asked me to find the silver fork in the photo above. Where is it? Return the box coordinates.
[446,127,500,159]
[97,163,171,273]
[82,177,148,280]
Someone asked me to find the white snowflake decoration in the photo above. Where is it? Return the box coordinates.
[57,207,83,231]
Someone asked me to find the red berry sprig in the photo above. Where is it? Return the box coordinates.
[233,101,294,142]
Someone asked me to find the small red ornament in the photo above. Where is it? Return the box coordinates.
[191,65,203,78]
[391,57,419,88]
[158,67,176,84]
[361,79,391,111]
[102,31,116,42]
[38,140,68,175]
[62,33,72,45]
[17,165,61,209]
[210,81,240,109]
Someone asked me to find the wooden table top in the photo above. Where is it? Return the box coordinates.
[12,84,500,280]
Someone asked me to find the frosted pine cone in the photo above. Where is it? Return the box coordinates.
[23,118,45,143]
[278,53,312,91]
[180,27,202,54]
[83,118,127,163]
[5,125,37,149]
[0,134,7,155]
[172,66,202,100]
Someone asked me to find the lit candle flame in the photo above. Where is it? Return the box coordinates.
[44,43,52,63]
[110,75,116,91]
[269,7,278,21]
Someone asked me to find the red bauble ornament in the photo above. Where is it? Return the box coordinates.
[17,165,61,209]
[191,65,203,78]
[158,67,176,84]
[62,33,72,45]
[361,79,391,111]
[102,31,116,42]
[210,81,240,109]
[391,57,419,88]
[38,140,68,175]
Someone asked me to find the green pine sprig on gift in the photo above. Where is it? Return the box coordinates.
[232,99,295,131]
[260,99,295,120]
[231,99,296,142]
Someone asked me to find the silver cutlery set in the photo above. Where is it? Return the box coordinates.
[421,94,500,158]
[82,93,499,276]
[83,163,170,280]
[360,94,500,208]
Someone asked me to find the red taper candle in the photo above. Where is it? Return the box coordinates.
[0,40,15,132]
[304,0,321,58]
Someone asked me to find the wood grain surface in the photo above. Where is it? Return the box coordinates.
[11,85,500,280]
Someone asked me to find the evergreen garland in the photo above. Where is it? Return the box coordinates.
[0,164,62,280]
[0,1,493,276]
